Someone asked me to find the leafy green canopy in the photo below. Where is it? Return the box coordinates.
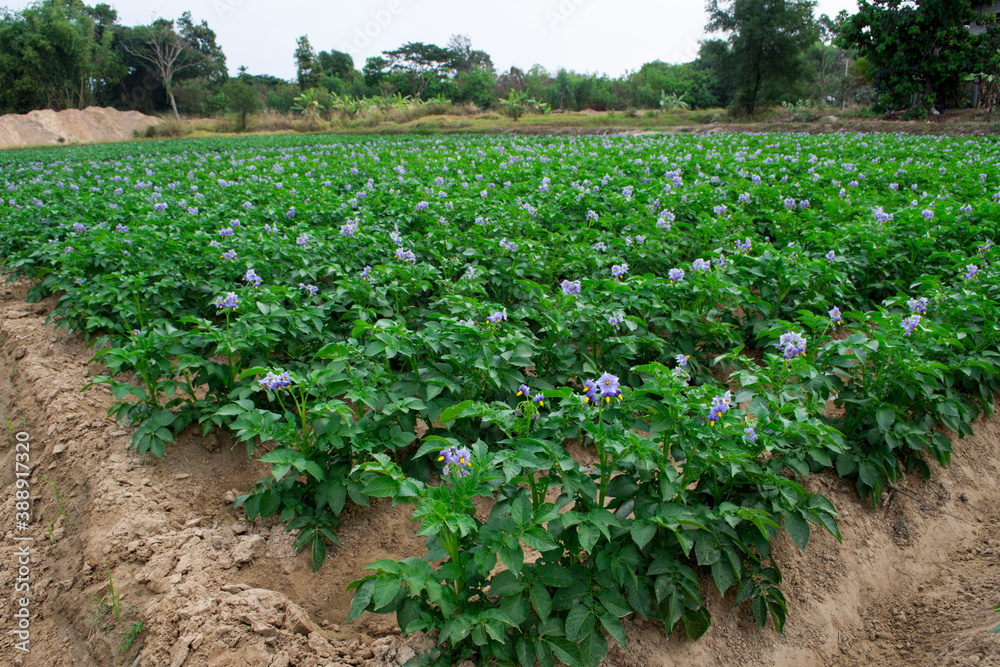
[706,0,821,114]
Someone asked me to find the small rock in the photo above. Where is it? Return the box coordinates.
[252,619,278,637]
[231,521,249,535]
[52,443,66,455]
[184,517,203,528]
[231,534,267,563]
[960,492,969,503]
[221,583,250,593]
[173,473,191,480]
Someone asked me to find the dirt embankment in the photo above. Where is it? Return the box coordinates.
[0,107,160,150]
[0,276,996,666]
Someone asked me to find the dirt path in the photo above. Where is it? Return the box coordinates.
[0,277,996,666]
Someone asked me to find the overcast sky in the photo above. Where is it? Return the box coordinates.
[8,0,859,79]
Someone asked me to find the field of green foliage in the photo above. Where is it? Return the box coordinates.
[1,132,998,665]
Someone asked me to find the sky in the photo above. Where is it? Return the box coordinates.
[7,0,859,79]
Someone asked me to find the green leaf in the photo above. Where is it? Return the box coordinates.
[535,564,575,588]
[578,522,599,553]
[783,510,810,550]
[876,407,895,432]
[630,521,656,549]
[578,626,608,667]
[529,583,552,621]
[346,578,375,621]
[311,535,327,572]
[598,610,626,649]
[695,534,721,566]
[490,570,523,597]
[565,605,594,643]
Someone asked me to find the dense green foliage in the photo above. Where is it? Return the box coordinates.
[1,131,998,664]
[706,0,821,113]
[836,0,981,115]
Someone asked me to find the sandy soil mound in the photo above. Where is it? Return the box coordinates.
[0,276,996,666]
[0,107,160,150]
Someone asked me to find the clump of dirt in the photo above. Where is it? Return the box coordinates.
[0,107,160,150]
[0,275,997,666]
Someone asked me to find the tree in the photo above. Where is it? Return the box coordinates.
[706,0,820,114]
[317,49,354,79]
[447,34,494,73]
[122,14,224,119]
[223,78,259,131]
[836,0,977,114]
[381,42,457,98]
[0,0,126,113]
[294,35,319,90]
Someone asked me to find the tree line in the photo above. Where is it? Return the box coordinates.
[0,0,997,121]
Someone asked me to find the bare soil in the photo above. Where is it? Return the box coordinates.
[0,108,160,150]
[0,276,997,666]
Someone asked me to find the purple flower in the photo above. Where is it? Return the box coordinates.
[692,258,711,272]
[596,372,623,402]
[713,204,728,216]
[734,238,752,255]
[115,223,129,233]
[361,266,372,280]
[825,250,836,262]
[776,332,807,359]
[341,221,358,237]
[499,238,518,252]
[583,379,599,403]
[532,393,545,406]
[486,308,508,324]
[74,277,84,286]
[586,210,599,222]
[561,279,581,295]
[214,292,239,311]
[517,384,530,397]
[716,253,728,269]
[608,315,620,329]
[243,268,262,288]
[668,268,685,283]
[187,207,198,216]
[153,202,168,212]
[221,249,237,261]
[611,263,629,279]
[230,219,240,228]
[259,371,292,391]
[73,222,86,233]
[706,390,732,426]
[743,427,758,443]
[286,207,296,219]
[299,283,319,297]
[64,246,73,253]
[921,209,934,221]
[675,353,689,367]
[978,240,992,252]
[463,267,476,280]
[907,297,928,315]
[784,197,796,209]
[738,192,750,204]
[131,329,141,336]
[963,264,979,280]
[829,306,843,325]
[395,248,416,263]
[416,201,429,211]
[438,445,472,477]
[902,315,921,337]
[219,228,234,238]
[594,241,607,253]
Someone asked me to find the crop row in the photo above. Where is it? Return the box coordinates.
[1,132,998,665]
